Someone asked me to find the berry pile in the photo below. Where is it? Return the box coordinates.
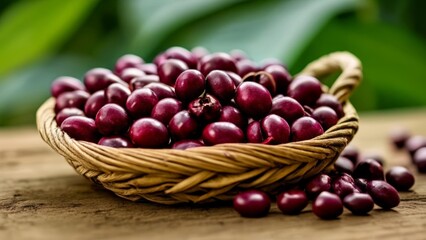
[390,128,426,173]
[51,46,344,149]
[233,145,416,219]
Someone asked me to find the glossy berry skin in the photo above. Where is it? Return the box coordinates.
[235,82,272,119]
[243,72,276,96]
[175,69,206,102]
[312,106,339,131]
[270,96,304,124]
[259,114,290,144]
[290,117,324,142]
[315,94,344,118]
[332,175,360,199]
[305,174,332,199]
[129,75,160,91]
[246,121,263,143]
[169,111,199,140]
[144,82,176,100]
[151,98,183,125]
[233,190,271,218]
[264,65,291,94]
[84,69,126,93]
[218,105,247,130]
[105,83,131,107]
[55,108,85,126]
[202,122,244,146]
[137,63,157,75]
[158,59,188,86]
[129,118,169,148]
[343,193,374,215]
[120,67,145,83]
[84,90,106,118]
[354,178,368,193]
[287,76,322,106]
[367,180,400,209]
[236,59,258,78]
[414,147,426,172]
[98,136,134,148]
[385,166,415,191]
[276,190,308,215]
[114,54,144,76]
[353,159,384,180]
[60,116,99,143]
[161,46,197,69]
[126,88,159,118]
[334,156,355,174]
[95,104,130,136]
[188,94,222,123]
[172,140,204,150]
[54,90,90,113]
[405,136,426,157]
[199,52,237,76]
[51,76,86,98]
[312,192,343,219]
[227,71,242,87]
[206,70,235,102]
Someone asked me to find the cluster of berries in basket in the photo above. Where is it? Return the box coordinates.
[51,46,344,149]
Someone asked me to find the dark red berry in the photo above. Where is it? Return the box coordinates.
[287,76,322,106]
[199,52,237,76]
[276,189,308,215]
[105,83,131,107]
[332,175,360,199]
[129,118,169,148]
[55,90,90,113]
[340,145,360,164]
[126,88,159,118]
[129,75,160,91]
[405,136,426,157]
[114,54,144,76]
[172,140,204,150]
[218,105,247,130]
[235,82,272,119]
[61,116,99,143]
[51,76,86,98]
[55,108,85,126]
[270,96,304,124]
[206,70,235,102]
[98,136,134,148]
[202,122,244,145]
[169,111,199,140]
[367,180,400,209]
[305,174,332,199]
[175,69,206,102]
[414,147,426,172]
[236,59,258,77]
[95,104,130,136]
[312,192,343,219]
[84,69,126,93]
[259,114,290,144]
[291,116,324,142]
[144,82,176,100]
[389,128,411,149]
[385,166,415,191]
[263,65,291,94]
[343,193,374,215]
[353,159,384,180]
[158,59,188,86]
[315,94,344,118]
[84,90,106,118]
[334,156,354,174]
[120,67,145,83]
[312,106,339,130]
[151,98,183,125]
[233,190,270,218]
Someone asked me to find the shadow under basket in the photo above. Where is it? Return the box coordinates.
[36,51,362,204]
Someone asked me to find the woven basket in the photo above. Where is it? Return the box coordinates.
[37,51,362,204]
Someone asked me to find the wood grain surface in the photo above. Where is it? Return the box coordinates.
[1,108,426,240]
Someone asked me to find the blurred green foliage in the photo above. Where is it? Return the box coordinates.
[0,0,425,126]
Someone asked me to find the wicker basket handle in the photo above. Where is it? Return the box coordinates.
[298,51,362,103]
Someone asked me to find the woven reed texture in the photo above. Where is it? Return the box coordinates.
[37,51,362,204]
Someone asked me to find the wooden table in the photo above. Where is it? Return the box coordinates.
[1,109,426,240]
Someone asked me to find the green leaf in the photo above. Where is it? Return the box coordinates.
[119,0,244,58]
[292,16,426,111]
[0,0,98,77]
[0,55,95,126]
[157,0,362,64]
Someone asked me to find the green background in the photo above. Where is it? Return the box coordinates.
[0,0,425,126]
